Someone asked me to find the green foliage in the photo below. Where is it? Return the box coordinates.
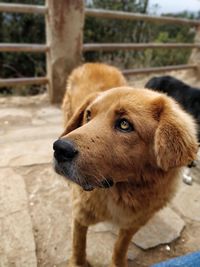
[84,1,196,68]
[84,0,150,68]
[0,0,197,95]
[149,17,195,67]
[0,0,45,95]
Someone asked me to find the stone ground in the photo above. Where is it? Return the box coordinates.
[0,70,200,267]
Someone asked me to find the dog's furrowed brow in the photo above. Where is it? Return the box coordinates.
[115,108,128,116]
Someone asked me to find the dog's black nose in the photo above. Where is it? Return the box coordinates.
[53,139,78,162]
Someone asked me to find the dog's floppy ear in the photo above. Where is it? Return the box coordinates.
[153,96,198,171]
[61,92,99,136]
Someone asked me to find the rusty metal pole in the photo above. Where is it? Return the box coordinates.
[45,0,84,103]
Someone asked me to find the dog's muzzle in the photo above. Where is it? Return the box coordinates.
[53,138,79,179]
[53,139,114,191]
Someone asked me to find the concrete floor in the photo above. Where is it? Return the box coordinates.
[0,71,200,267]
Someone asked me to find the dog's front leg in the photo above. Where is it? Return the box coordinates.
[68,219,90,267]
[110,228,137,267]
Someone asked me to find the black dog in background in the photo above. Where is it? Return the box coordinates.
[145,75,200,142]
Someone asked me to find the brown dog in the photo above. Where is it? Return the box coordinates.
[53,63,198,267]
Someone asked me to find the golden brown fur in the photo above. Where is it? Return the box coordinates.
[55,63,198,267]
[62,63,127,126]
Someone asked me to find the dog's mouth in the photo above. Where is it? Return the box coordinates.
[81,183,94,191]
[78,179,114,191]
[53,158,114,191]
[80,178,114,191]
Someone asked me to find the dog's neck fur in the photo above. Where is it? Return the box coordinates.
[110,167,180,211]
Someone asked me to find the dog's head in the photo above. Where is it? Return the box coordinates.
[53,87,198,191]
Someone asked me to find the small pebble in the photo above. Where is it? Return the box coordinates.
[165,245,171,251]
[29,193,35,199]
[183,174,193,185]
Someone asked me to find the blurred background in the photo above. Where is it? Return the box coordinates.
[0,0,199,95]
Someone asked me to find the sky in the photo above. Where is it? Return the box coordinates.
[149,0,200,14]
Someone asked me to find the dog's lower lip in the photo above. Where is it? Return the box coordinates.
[53,161,113,191]
[54,159,62,174]
[82,184,94,191]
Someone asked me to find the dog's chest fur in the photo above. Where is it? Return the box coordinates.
[71,172,180,229]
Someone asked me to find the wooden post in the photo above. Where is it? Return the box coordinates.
[189,26,200,77]
[45,0,84,103]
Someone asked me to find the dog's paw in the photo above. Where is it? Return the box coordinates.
[67,259,92,267]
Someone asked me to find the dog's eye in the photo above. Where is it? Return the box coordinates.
[86,110,91,122]
[115,118,134,132]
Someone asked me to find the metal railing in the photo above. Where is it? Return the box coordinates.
[0,3,47,14]
[85,8,200,26]
[0,3,48,88]
[84,8,200,75]
[0,2,200,102]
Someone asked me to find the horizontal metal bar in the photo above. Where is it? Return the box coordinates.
[83,43,200,52]
[85,8,200,26]
[123,64,197,75]
[0,43,49,53]
[0,77,48,87]
[0,3,47,14]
